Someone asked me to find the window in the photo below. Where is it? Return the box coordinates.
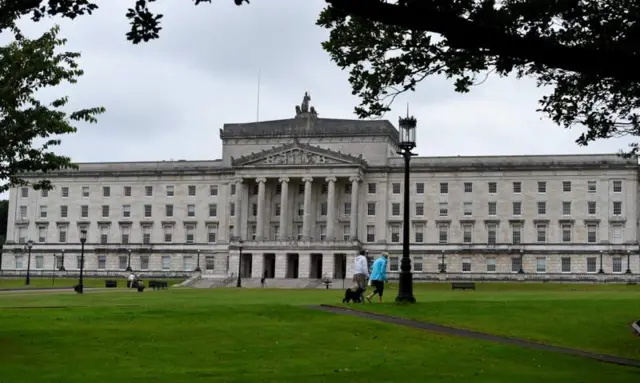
[102,205,109,218]
[320,202,328,216]
[462,257,471,272]
[121,226,130,244]
[142,226,151,244]
[208,225,217,243]
[561,224,572,243]
[439,202,448,216]
[488,202,497,216]
[82,186,89,197]
[209,204,217,217]
[41,189,48,198]
[392,183,400,194]
[39,205,47,218]
[145,186,153,196]
[188,185,196,196]
[123,205,131,218]
[343,202,351,215]
[229,203,235,217]
[587,181,597,193]
[438,224,448,244]
[367,183,376,194]
[321,184,328,194]
[230,184,236,195]
[537,201,546,215]
[389,256,399,272]
[512,182,522,193]
[486,258,496,272]
[613,180,622,193]
[344,183,351,194]
[390,224,401,243]
[228,226,234,240]
[124,186,132,197]
[440,183,448,194]
[185,225,195,244]
[187,205,195,217]
[58,227,67,243]
[204,256,215,271]
[415,203,424,216]
[103,186,110,197]
[164,225,173,243]
[560,181,571,192]
[140,255,149,270]
[561,257,571,273]
[463,202,473,216]
[562,202,571,216]
[416,182,425,194]
[612,224,623,244]
[511,257,522,273]
[15,255,24,269]
[55,255,63,270]
[367,202,375,216]
[249,225,257,241]
[536,224,547,243]
[18,227,26,244]
[100,226,108,244]
[97,256,106,270]
[512,224,522,245]
[537,182,546,193]
[81,205,89,218]
[19,205,27,219]
[488,182,497,194]
[274,203,281,217]
[612,257,623,273]
[512,202,521,216]
[342,224,350,241]
[209,185,218,196]
[587,224,597,243]
[487,224,497,245]
[414,223,424,243]
[61,187,69,198]
[588,201,596,215]
[391,203,400,216]
[463,224,472,243]
[60,205,68,218]
[38,226,46,242]
[144,205,152,218]
[118,256,128,270]
[587,257,597,273]
[161,256,171,270]
[613,201,622,215]
[366,225,375,242]
[21,187,28,197]
[536,257,546,273]
[413,256,423,272]
[464,182,472,193]
[297,203,304,216]
[166,185,175,196]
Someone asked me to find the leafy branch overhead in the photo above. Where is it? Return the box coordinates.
[0,25,105,192]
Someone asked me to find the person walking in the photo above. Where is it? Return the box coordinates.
[352,250,369,301]
[366,253,389,303]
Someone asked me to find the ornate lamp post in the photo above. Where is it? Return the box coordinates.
[25,240,34,285]
[195,249,202,272]
[77,229,87,294]
[598,250,605,274]
[237,240,244,288]
[59,249,66,271]
[395,113,417,304]
[626,250,632,274]
[126,249,132,272]
[439,250,446,273]
[518,249,524,274]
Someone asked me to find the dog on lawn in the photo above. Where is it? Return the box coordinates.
[342,286,365,303]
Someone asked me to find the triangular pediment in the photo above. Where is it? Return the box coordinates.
[231,141,366,167]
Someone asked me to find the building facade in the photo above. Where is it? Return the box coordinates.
[2,93,640,283]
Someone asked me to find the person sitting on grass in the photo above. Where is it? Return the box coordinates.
[366,253,389,303]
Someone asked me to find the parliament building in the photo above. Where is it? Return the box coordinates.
[2,93,639,285]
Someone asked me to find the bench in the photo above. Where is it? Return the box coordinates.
[149,280,169,290]
[105,280,118,288]
[451,282,476,291]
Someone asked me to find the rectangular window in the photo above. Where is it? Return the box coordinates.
[185,225,195,244]
[21,187,28,197]
[416,182,424,194]
[512,224,522,245]
[536,257,546,273]
[229,203,235,217]
[486,258,496,272]
[187,204,195,217]
[161,256,171,270]
[82,186,89,197]
[613,180,622,193]
[512,202,521,216]
[41,189,48,198]
[438,224,448,244]
[35,255,44,269]
[536,224,547,243]
[488,182,497,194]
[392,203,400,216]
[439,202,448,216]
[102,205,109,218]
[562,181,571,192]
[123,205,131,218]
[463,225,472,243]
[208,225,217,243]
[366,202,375,216]
[366,225,375,242]
[124,186,132,197]
[562,201,571,216]
[297,203,304,217]
[587,181,597,193]
[587,257,597,273]
[613,201,622,215]
[188,185,196,196]
[612,224,623,244]
[440,183,448,194]
[15,255,24,269]
[537,181,546,193]
[165,204,174,217]
[587,224,597,243]
[61,187,69,198]
[39,205,47,218]
[463,202,473,216]
[274,203,281,217]
[562,224,572,243]
[205,256,215,271]
[145,186,153,197]
[19,205,27,219]
[164,226,173,243]
[140,255,149,270]
[166,185,175,196]
[511,257,521,273]
[488,202,497,216]
[462,257,471,272]
[512,182,522,193]
[142,226,151,244]
[392,183,400,194]
[487,224,497,245]
[415,203,424,216]
[59,227,67,243]
[103,186,110,197]
[414,223,424,243]
[389,256,399,272]
[561,257,571,273]
[342,224,350,241]
[413,256,423,272]
[209,185,218,196]
[588,201,596,215]
[60,205,68,218]
[230,184,236,195]
[209,204,217,217]
[144,205,152,217]
[119,256,128,270]
[97,256,106,270]
[537,201,546,215]
[612,257,623,273]
[80,205,88,218]
[368,183,376,194]
[38,226,46,242]
[390,224,401,243]
[464,182,473,193]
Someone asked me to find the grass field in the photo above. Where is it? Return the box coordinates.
[0,282,638,382]
[0,277,186,289]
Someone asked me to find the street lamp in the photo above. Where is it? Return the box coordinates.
[518,249,524,274]
[76,229,87,294]
[25,240,33,285]
[59,249,66,271]
[126,249,132,272]
[395,113,417,304]
[195,249,201,272]
[598,250,604,274]
[439,250,446,273]
[626,250,632,274]
[237,240,244,288]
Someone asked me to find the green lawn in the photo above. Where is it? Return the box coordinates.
[0,277,186,289]
[0,285,638,382]
[352,282,640,359]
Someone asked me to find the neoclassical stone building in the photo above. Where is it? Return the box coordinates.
[2,93,639,284]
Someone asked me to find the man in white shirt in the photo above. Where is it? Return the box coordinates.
[352,250,369,300]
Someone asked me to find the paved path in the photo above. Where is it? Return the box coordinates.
[310,304,640,369]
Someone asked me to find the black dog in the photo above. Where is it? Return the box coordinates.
[342,287,364,303]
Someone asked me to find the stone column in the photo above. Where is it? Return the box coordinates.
[279,177,290,240]
[233,178,243,240]
[302,176,314,240]
[349,176,360,240]
[325,176,337,241]
[255,177,267,240]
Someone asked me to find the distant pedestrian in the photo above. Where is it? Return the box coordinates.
[261,271,266,288]
[366,253,389,303]
[352,250,369,301]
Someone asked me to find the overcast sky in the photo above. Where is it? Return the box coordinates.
[10,0,635,164]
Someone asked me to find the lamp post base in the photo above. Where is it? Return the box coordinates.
[598,269,604,274]
[395,271,416,303]
[625,269,632,274]
[125,267,132,272]
[194,267,201,272]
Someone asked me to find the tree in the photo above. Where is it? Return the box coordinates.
[0,25,105,192]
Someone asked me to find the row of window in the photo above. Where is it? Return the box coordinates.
[19,203,225,220]
[381,180,623,195]
[20,184,227,198]
[12,254,212,271]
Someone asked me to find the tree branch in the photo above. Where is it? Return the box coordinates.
[326,0,640,83]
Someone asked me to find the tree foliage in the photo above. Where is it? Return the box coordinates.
[0,25,105,192]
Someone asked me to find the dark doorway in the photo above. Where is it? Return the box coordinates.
[334,253,346,279]
[286,253,299,279]
[310,253,323,279]
[241,253,252,278]
[263,253,275,279]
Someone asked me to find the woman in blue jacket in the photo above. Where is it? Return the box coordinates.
[366,253,388,303]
